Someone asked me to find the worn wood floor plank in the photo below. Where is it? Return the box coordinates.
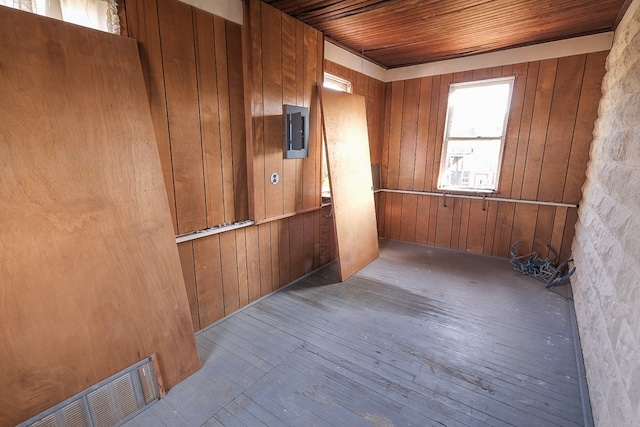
[124,239,587,427]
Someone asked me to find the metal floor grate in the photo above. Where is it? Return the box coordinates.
[19,356,162,427]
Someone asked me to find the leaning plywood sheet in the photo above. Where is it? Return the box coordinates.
[0,7,199,425]
[320,88,379,281]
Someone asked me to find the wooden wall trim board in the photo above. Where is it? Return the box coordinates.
[0,6,199,425]
[377,52,608,260]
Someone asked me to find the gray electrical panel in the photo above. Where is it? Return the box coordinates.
[284,104,309,159]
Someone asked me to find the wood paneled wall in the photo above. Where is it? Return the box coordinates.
[324,60,386,167]
[120,0,248,235]
[245,0,324,221]
[378,53,608,260]
[121,0,337,332]
[178,208,335,331]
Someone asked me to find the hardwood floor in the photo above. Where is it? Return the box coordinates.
[123,239,589,427]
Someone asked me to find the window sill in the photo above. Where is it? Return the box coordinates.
[437,187,497,195]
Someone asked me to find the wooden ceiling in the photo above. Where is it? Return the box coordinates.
[262,0,628,68]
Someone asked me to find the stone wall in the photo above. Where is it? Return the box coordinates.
[572,0,640,424]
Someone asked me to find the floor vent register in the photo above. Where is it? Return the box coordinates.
[18,355,163,427]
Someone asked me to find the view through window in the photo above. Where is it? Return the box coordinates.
[438,77,514,192]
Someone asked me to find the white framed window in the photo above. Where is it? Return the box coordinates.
[321,72,352,199]
[437,77,514,192]
[323,72,352,94]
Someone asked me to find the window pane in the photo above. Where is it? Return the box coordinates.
[441,139,502,190]
[323,73,352,93]
[448,82,511,138]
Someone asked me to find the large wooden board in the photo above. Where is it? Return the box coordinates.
[0,7,199,425]
[320,88,379,281]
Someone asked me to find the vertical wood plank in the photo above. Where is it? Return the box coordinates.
[398,79,421,189]
[457,198,471,251]
[158,0,207,234]
[242,0,255,220]
[381,82,393,189]
[368,79,386,165]
[376,191,386,237]
[250,0,265,220]
[423,75,441,191]
[213,16,236,221]
[278,218,291,287]
[261,6,284,219]
[563,51,607,204]
[497,62,528,198]
[282,14,297,214]
[296,22,306,106]
[482,200,499,255]
[227,21,249,221]
[430,74,452,190]
[521,58,558,200]
[538,55,586,202]
[295,21,306,211]
[236,228,249,307]
[435,198,453,248]
[220,231,240,315]
[313,208,321,269]
[245,225,262,303]
[414,77,432,191]
[550,207,568,260]
[302,25,320,210]
[511,61,540,199]
[383,189,393,238]
[194,235,224,328]
[465,199,488,253]
[415,195,430,245]
[450,197,463,249]
[289,213,305,279]
[492,202,516,258]
[387,81,404,189]
[270,221,281,288]
[178,241,199,332]
[258,223,273,295]
[389,193,403,240]
[427,195,439,245]
[533,205,556,258]
[399,194,418,242]
[303,212,315,274]
[472,68,493,80]
[194,10,224,227]
[510,204,539,255]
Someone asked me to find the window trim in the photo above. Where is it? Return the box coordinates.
[323,72,353,94]
[437,76,515,193]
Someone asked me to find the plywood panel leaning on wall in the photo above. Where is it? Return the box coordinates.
[0,7,200,425]
[320,88,379,281]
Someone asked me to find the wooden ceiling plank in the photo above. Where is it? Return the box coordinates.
[265,0,626,68]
